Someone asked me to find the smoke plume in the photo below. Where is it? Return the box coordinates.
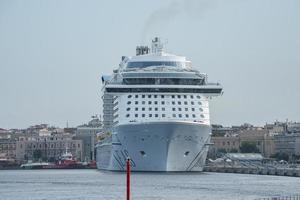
[141,0,217,43]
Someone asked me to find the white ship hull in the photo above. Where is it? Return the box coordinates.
[96,122,211,171]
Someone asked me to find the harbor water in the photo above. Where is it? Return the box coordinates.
[0,170,299,200]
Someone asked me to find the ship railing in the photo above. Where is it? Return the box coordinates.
[206,82,221,86]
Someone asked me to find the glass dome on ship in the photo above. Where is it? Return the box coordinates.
[96,37,222,172]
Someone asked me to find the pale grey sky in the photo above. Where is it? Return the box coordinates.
[0,0,299,129]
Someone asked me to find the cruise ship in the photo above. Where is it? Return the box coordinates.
[96,37,222,171]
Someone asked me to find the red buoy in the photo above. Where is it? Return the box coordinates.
[126,158,131,200]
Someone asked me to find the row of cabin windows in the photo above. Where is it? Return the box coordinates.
[125,113,204,118]
[127,94,201,99]
[128,94,164,99]
[126,107,203,112]
[127,100,201,105]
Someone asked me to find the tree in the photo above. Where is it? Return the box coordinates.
[239,141,260,153]
[271,152,289,161]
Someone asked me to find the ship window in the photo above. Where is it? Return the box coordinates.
[200,114,205,118]
[127,101,131,105]
[172,114,176,117]
[154,101,158,105]
[199,108,203,112]
[177,95,181,98]
[126,108,130,111]
[197,95,201,99]
[198,102,202,105]
[178,108,182,111]
[135,107,138,111]
[149,114,152,117]
[178,101,181,105]
[154,95,157,98]
[142,95,145,98]
[128,95,132,98]
[135,95,138,98]
[127,61,183,68]
[161,95,164,98]
[135,114,138,117]
[162,107,165,111]
[148,101,152,105]
[191,101,194,105]
[192,114,196,118]
[192,108,195,111]
[190,95,194,99]
[178,114,182,118]
[172,108,176,111]
[172,101,175,105]
[148,95,151,98]
[185,108,188,111]
[155,114,158,117]
[172,95,175,98]
[135,101,138,105]
[155,107,158,111]
[142,107,145,111]
[142,114,145,117]
[162,101,165,105]
[184,95,187,99]
[185,114,189,118]
[149,107,152,111]
[184,101,188,105]
[162,114,166,117]
[142,101,145,105]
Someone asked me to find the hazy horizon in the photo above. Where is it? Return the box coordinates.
[1,0,299,129]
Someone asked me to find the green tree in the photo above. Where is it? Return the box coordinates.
[239,141,260,153]
[271,152,289,161]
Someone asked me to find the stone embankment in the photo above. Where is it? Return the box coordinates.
[204,166,300,177]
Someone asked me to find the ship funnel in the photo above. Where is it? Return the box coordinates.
[136,46,150,56]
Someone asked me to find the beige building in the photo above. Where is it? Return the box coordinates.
[16,134,83,162]
[0,139,16,160]
[210,129,275,158]
[211,136,240,152]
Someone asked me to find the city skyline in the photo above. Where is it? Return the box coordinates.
[1,0,300,129]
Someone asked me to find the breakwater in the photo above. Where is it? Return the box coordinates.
[204,166,300,177]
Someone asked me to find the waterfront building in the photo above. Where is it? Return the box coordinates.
[210,128,275,158]
[16,133,83,162]
[274,126,300,161]
[0,138,16,160]
[239,129,275,158]
[74,116,102,162]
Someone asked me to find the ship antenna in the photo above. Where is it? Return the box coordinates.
[151,37,164,54]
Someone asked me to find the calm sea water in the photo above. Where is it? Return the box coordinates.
[0,169,299,200]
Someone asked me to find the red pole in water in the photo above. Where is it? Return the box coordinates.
[126,158,130,200]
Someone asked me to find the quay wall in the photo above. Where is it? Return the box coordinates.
[204,166,300,177]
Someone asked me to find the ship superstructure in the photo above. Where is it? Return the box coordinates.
[97,37,222,171]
